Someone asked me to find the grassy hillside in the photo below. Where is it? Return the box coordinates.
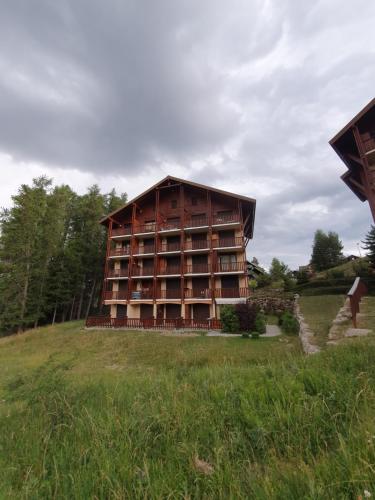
[314,257,367,280]
[1,323,375,498]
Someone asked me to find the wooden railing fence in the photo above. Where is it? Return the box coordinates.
[347,277,368,327]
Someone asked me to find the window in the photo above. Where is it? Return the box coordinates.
[191,197,198,206]
[171,199,178,209]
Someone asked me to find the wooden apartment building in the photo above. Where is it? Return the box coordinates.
[101,176,256,321]
[330,97,375,221]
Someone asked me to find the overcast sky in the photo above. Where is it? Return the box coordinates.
[0,0,374,269]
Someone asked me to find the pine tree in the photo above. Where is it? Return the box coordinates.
[310,230,344,271]
[362,225,375,267]
[0,178,127,335]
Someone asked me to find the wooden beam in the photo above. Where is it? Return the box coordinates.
[346,153,364,167]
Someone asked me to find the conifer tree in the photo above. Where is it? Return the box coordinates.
[310,230,344,271]
[362,225,375,267]
[0,178,126,335]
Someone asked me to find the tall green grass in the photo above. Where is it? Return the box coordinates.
[1,325,375,498]
[299,295,345,346]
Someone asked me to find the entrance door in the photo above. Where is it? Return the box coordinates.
[165,304,181,319]
[117,304,127,319]
[192,254,208,273]
[218,230,235,246]
[191,277,210,298]
[193,304,210,320]
[221,275,239,288]
[192,232,207,249]
[221,275,239,297]
[167,235,180,251]
[166,278,181,299]
[140,304,153,319]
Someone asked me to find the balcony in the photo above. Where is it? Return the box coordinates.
[130,289,154,300]
[185,288,212,299]
[133,223,156,235]
[158,220,181,234]
[184,215,209,230]
[158,265,181,276]
[134,244,155,255]
[184,239,209,252]
[111,226,131,239]
[184,263,210,275]
[104,290,128,301]
[131,266,154,277]
[215,261,246,273]
[109,247,131,258]
[157,289,182,299]
[158,241,181,254]
[212,237,243,250]
[214,287,249,298]
[107,269,129,279]
[212,213,241,228]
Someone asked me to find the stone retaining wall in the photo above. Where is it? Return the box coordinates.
[294,297,320,355]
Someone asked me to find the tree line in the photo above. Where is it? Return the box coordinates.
[0,177,126,336]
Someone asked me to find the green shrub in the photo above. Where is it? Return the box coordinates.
[251,331,260,339]
[280,312,299,335]
[255,312,266,334]
[242,332,250,339]
[220,305,240,333]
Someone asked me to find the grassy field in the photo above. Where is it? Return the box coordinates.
[1,322,375,498]
[359,296,375,332]
[298,295,345,346]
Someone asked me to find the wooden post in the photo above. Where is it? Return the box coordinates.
[101,218,113,304]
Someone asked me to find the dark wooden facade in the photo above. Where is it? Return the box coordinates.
[100,175,256,321]
[330,98,375,221]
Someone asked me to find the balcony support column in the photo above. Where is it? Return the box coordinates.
[101,218,113,304]
[207,190,216,315]
[180,183,185,311]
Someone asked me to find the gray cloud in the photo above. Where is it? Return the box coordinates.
[0,0,374,268]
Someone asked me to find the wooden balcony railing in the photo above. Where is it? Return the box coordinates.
[158,265,181,275]
[159,220,181,231]
[212,237,243,248]
[184,239,209,251]
[103,290,128,301]
[184,216,209,228]
[132,266,154,276]
[109,247,131,257]
[133,223,156,234]
[214,287,249,298]
[107,268,129,278]
[347,277,368,327]
[159,241,181,253]
[184,264,210,274]
[215,261,246,273]
[157,289,182,299]
[86,316,222,331]
[130,289,154,300]
[212,213,240,225]
[136,244,155,254]
[112,226,131,237]
[184,288,212,299]
[361,132,375,154]
[104,287,249,301]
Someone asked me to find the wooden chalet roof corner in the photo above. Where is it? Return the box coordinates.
[100,175,256,226]
[329,97,375,221]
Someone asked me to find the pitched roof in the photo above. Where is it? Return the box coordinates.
[101,175,256,224]
[329,97,375,145]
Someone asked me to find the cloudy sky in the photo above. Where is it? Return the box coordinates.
[1,0,374,268]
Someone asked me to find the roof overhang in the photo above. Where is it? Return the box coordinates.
[101,175,256,238]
